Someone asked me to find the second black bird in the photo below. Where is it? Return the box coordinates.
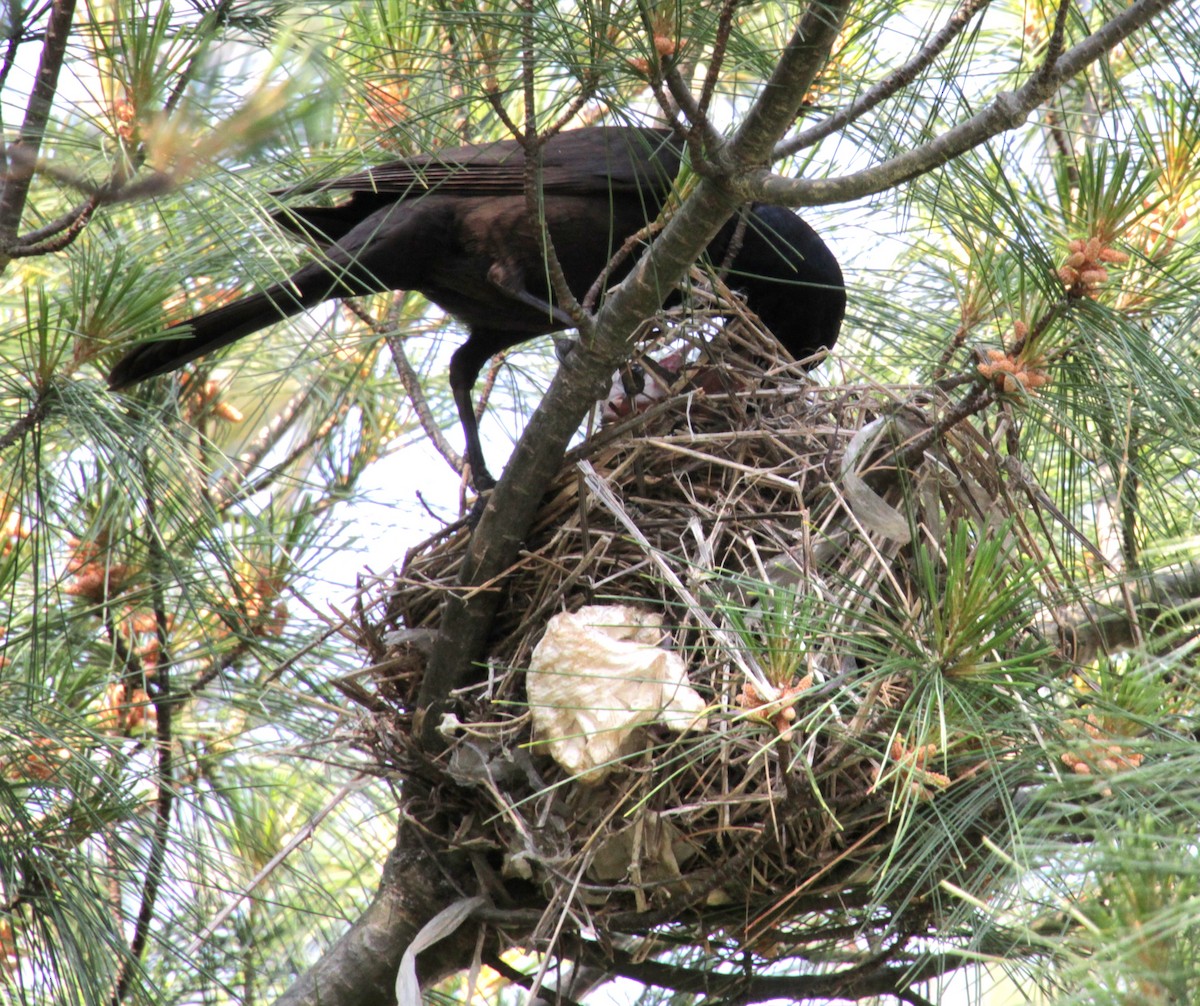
[109,126,846,488]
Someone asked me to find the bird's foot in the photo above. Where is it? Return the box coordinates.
[465,466,496,529]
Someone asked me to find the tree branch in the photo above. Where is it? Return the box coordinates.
[271,806,483,1006]
[778,0,993,157]
[109,475,178,1006]
[0,0,76,263]
[590,942,965,1005]
[751,0,1175,207]
[1044,560,1200,666]
[728,0,853,169]
[0,390,52,452]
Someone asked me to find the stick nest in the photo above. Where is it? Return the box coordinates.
[356,315,1067,953]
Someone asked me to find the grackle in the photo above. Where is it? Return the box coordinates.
[108,126,846,488]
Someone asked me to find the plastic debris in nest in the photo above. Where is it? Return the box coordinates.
[527,604,708,783]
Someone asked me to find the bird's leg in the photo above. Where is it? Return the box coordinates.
[449,338,498,492]
[451,380,496,492]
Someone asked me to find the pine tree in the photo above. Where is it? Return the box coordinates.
[0,1,1195,1004]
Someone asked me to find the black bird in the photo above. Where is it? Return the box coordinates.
[108,126,845,488]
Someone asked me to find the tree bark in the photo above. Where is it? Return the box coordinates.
[272,801,480,1006]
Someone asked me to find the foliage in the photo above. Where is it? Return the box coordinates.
[0,0,1197,1004]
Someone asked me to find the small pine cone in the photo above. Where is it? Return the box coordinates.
[213,401,244,423]
[653,34,678,57]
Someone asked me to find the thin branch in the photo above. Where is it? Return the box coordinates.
[729,0,854,168]
[384,334,464,473]
[518,135,590,337]
[697,0,740,124]
[483,954,587,1006]
[631,0,718,147]
[162,0,239,118]
[213,383,315,503]
[182,776,369,959]
[581,217,664,312]
[109,477,177,1006]
[1041,559,1200,666]
[896,381,996,471]
[0,3,56,174]
[0,0,76,258]
[779,0,994,157]
[343,297,464,473]
[7,192,99,257]
[184,640,252,697]
[522,135,589,334]
[3,158,172,255]
[0,391,52,453]
[752,0,1175,207]
[216,395,355,512]
[589,942,964,1005]
[660,59,707,139]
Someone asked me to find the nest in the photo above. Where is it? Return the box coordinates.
[358,314,1058,960]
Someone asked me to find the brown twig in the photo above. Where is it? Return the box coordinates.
[0,0,76,259]
[753,0,1175,207]
[697,0,740,124]
[384,333,465,474]
[343,297,465,473]
[108,478,177,1006]
[780,0,994,157]
[0,391,52,453]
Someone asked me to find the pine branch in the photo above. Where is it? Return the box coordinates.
[779,0,994,156]
[752,0,1176,206]
[1043,559,1200,665]
[0,0,76,263]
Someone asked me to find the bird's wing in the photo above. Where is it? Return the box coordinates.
[275,126,679,201]
[310,135,527,197]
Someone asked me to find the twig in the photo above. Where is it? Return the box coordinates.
[214,382,315,501]
[342,297,464,472]
[216,394,356,511]
[895,382,995,470]
[182,775,369,958]
[0,4,54,146]
[109,474,178,1006]
[0,0,76,256]
[513,65,591,337]
[780,0,993,156]
[697,0,740,124]
[578,458,776,696]
[753,0,1174,207]
[162,0,238,118]
[0,391,52,452]
[7,192,99,257]
[385,331,464,472]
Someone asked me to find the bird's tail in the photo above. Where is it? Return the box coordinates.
[107,285,313,389]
